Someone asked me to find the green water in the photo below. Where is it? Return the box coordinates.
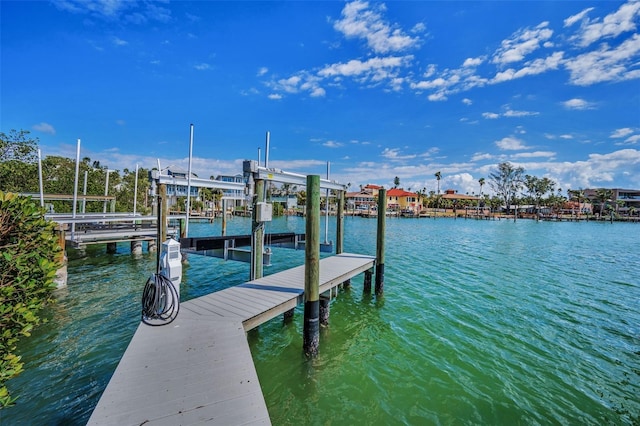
[2,217,639,425]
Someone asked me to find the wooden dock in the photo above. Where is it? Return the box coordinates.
[88,253,376,426]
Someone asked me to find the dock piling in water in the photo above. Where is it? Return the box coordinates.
[304,175,320,357]
[375,188,386,295]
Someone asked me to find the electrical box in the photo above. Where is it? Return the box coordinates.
[160,238,182,298]
[256,202,273,222]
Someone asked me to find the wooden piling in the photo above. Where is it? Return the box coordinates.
[283,308,294,324]
[159,184,167,243]
[131,240,143,255]
[363,269,372,294]
[106,242,117,254]
[221,199,227,236]
[319,294,330,326]
[303,175,320,357]
[251,179,265,281]
[336,190,351,289]
[375,188,386,295]
[54,224,68,288]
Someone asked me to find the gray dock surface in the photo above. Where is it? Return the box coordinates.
[88,253,375,425]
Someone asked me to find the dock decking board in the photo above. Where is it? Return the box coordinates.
[88,253,375,426]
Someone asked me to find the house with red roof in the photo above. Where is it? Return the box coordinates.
[386,188,421,213]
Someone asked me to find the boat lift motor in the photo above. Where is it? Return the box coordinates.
[160,238,182,298]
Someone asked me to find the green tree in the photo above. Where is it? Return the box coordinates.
[0,192,61,407]
[524,175,554,221]
[567,188,587,219]
[0,130,40,193]
[489,162,524,221]
[393,176,400,189]
[593,188,614,217]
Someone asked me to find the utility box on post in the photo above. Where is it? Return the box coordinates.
[160,238,182,296]
[256,202,273,222]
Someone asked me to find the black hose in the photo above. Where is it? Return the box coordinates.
[141,273,179,326]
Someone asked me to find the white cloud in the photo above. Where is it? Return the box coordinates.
[112,37,128,46]
[318,55,412,80]
[562,98,595,110]
[503,108,539,118]
[462,57,484,67]
[564,7,595,27]
[257,67,268,76]
[621,134,640,145]
[495,137,528,150]
[482,112,500,119]
[32,122,56,135]
[323,141,344,148]
[490,51,564,83]
[564,33,640,85]
[512,151,556,159]
[462,98,472,105]
[610,128,635,138]
[570,1,640,47]
[381,147,416,160]
[268,93,283,100]
[492,21,553,65]
[334,0,421,54]
[194,63,211,71]
[54,0,171,23]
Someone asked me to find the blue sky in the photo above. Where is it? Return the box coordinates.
[2,0,640,195]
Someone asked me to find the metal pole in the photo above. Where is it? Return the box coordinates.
[324,161,330,244]
[133,163,139,216]
[82,171,88,213]
[375,188,387,295]
[265,131,270,168]
[185,124,194,236]
[103,170,111,213]
[159,184,168,243]
[37,149,44,207]
[303,174,320,357]
[71,139,81,239]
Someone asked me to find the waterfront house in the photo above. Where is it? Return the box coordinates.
[387,188,420,213]
[346,184,382,210]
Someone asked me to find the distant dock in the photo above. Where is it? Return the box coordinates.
[88,253,375,425]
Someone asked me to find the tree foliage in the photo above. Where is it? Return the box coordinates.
[0,192,61,408]
[0,130,39,193]
[489,162,524,213]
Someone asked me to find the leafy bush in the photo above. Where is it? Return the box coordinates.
[0,192,61,408]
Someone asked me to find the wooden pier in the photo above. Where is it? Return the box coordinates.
[88,253,376,426]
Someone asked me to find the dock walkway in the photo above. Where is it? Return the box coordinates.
[88,253,376,425]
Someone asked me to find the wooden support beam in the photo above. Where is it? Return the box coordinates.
[303,175,320,357]
[375,188,386,295]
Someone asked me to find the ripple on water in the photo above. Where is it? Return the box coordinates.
[3,218,640,425]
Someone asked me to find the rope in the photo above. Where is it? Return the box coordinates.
[141,273,180,326]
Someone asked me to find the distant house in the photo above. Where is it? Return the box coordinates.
[386,188,420,212]
[441,189,480,204]
[214,174,246,209]
[346,184,381,210]
[165,168,199,208]
[584,188,640,215]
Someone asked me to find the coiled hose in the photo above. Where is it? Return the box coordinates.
[141,273,180,326]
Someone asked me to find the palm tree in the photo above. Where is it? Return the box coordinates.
[594,188,613,218]
[434,171,441,218]
[478,177,485,216]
